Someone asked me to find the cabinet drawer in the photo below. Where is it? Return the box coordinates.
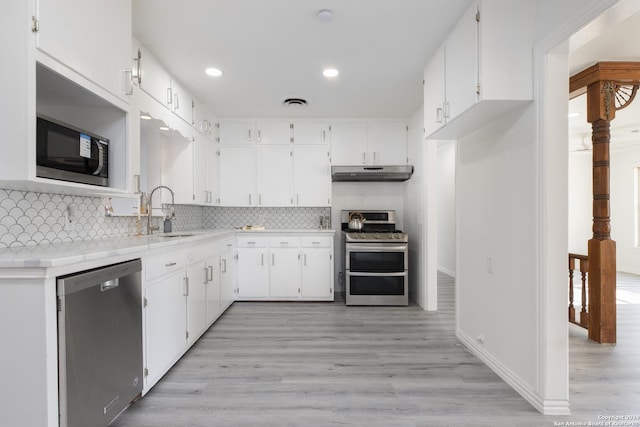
[237,236,268,248]
[269,237,300,248]
[301,237,332,248]
[144,250,186,282]
[221,237,236,251]
[186,243,217,265]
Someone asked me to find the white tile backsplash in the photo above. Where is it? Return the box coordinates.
[0,188,331,248]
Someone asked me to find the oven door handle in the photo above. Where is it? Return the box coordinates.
[346,271,407,277]
[346,244,407,252]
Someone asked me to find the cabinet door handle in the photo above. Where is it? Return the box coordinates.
[174,93,180,110]
[260,253,264,266]
[208,265,214,282]
[257,130,262,143]
[124,69,133,95]
[362,152,366,164]
[248,129,252,142]
[272,253,275,266]
[373,152,377,163]
[134,174,141,194]
[203,266,209,284]
[322,130,326,142]
[222,259,227,273]
[436,107,443,124]
[443,102,450,119]
[167,87,173,105]
[184,277,189,296]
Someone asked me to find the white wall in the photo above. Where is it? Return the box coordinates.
[403,107,426,307]
[456,104,538,388]
[437,141,456,276]
[569,144,640,274]
[448,0,621,415]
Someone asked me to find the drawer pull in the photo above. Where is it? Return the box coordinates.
[165,262,177,267]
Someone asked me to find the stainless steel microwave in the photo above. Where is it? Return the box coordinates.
[36,116,109,187]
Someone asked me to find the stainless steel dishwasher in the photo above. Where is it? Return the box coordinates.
[57,259,143,427]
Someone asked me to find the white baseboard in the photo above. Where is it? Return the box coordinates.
[456,329,570,416]
[437,266,456,277]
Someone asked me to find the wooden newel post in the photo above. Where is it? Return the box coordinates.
[570,63,640,344]
[586,82,616,344]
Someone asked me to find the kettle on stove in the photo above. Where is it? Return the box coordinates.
[348,212,366,231]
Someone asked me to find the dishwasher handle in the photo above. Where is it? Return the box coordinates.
[100,278,120,292]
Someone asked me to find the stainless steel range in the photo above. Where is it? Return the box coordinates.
[341,210,408,306]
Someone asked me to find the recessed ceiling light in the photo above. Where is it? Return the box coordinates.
[568,112,580,118]
[323,68,339,78]
[317,9,333,23]
[140,114,152,120]
[205,68,223,77]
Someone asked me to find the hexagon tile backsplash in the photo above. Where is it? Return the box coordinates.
[0,188,331,249]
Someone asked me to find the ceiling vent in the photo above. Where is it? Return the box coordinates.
[283,98,308,107]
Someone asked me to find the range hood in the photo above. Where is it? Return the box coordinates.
[331,165,414,182]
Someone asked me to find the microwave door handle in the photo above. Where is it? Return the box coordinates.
[92,140,104,176]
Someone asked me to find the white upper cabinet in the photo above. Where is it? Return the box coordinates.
[423,0,534,139]
[35,0,133,103]
[331,121,408,165]
[219,146,257,206]
[257,122,292,145]
[367,122,408,165]
[217,121,256,144]
[193,131,219,206]
[256,147,293,207]
[292,122,330,145]
[423,45,447,137]
[330,122,368,165]
[217,121,291,145]
[193,99,216,139]
[168,78,193,125]
[137,45,172,108]
[444,2,478,123]
[293,147,331,207]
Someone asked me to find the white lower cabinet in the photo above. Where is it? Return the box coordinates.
[237,243,269,298]
[205,255,222,324]
[142,234,234,394]
[220,238,237,309]
[236,233,334,301]
[269,238,302,298]
[144,268,187,390]
[301,238,334,299]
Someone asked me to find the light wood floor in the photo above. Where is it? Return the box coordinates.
[112,272,640,426]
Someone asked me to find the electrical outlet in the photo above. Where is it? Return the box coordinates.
[63,205,77,231]
[476,333,485,345]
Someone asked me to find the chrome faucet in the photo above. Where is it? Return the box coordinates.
[147,185,175,235]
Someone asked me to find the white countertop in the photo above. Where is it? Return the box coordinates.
[0,228,335,268]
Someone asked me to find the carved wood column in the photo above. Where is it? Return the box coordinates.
[587,102,616,344]
[570,62,640,344]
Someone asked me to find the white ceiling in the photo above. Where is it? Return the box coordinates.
[568,9,640,152]
[132,1,640,146]
[132,0,472,119]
